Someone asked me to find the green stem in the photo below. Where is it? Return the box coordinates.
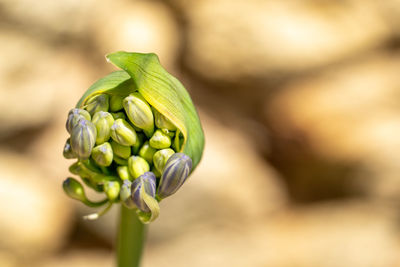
[117,206,146,267]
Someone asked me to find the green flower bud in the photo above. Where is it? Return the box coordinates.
[151,165,161,178]
[103,180,120,202]
[85,94,109,116]
[110,140,131,159]
[111,112,126,120]
[120,180,132,201]
[128,156,150,179]
[66,108,91,133]
[92,111,114,145]
[153,148,174,174]
[139,141,157,164]
[153,108,176,131]
[63,177,87,203]
[91,142,113,167]
[132,132,145,155]
[63,138,76,159]
[114,155,128,165]
[149,129,171,149]
[110,95,124,112]
[117,165,132,180]
[70,119,97,160]
[69,161,109,185]
[120,180,136,209]
[123,92,154,137]
[110,118,137,146]
[63,177,107,207]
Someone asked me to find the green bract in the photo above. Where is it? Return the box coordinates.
[63,52,204,224]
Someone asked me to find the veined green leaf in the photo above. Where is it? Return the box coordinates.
[76,71,135,108]
[77,52,204,170]
[105,52,204,170]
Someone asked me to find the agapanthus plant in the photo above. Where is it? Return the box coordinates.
[62,52,204,266]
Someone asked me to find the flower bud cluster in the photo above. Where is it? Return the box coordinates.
[63,92,192,223]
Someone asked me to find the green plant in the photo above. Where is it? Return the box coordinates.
[62,52,204,267]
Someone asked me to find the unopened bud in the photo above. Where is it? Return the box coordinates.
[120,179,132,201]
[70,119,97,160]
[85,94,109,116]
[63,138,76,159]
[109,95,124,112]
[117,165,132,180]
[111,112,126,120]
[66,108,91,133]
[153,148,174,174]
[113,155,128,166]
[117,180,134,209]
[63,177,107,207]
[104,180,121,202]
[149,129,171,149]
[91,142,113,166]
[157,153,192,199]
[151,165,161,178]
[92,111,114,144]
[131,172,156,212]
[110,118,137,146]
[153,108,176,131]
[139,141,157,164]
[128,156,150,179]
[63,177,87,203]
[132,132,145,155]
[123,93,154,137]
[110,140,131,159]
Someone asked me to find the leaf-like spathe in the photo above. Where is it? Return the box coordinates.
[76,52,204,170]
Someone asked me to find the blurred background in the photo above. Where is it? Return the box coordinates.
[1,0,400,266]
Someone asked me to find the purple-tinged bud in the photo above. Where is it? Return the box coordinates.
[63,138,76,159]
[66,108,91,133]
[131,172,156,213]
[157,153,192,199]
[70,119,97,160]
[85,94,109,116]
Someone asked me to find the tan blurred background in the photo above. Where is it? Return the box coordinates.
[1,0,400,266]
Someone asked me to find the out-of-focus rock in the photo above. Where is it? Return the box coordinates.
[0,29,93,138]
[143,201,400,267]
[148,110,287,242]
[182,0,390,82]
[0,251,18,267]
[265,53,400,200]
[375,0,400,36]
[36,250,113,267]
[0,0,96,38]
[261,202,400,267]
[0,150,74,259]
[91,0,181,70]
